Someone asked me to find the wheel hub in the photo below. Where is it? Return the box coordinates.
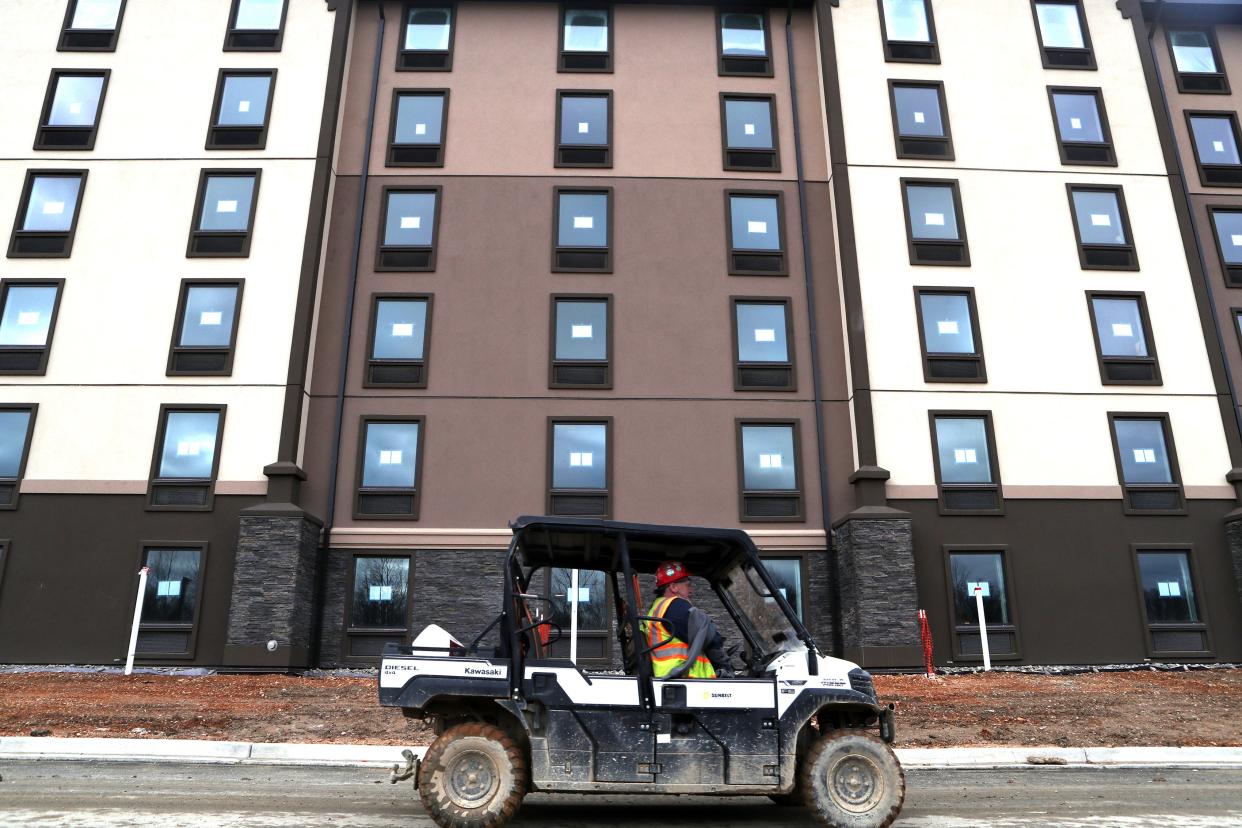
[827,753,885,814]
[445,750,500,809]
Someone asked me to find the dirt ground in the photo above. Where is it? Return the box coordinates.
[1,669,1240,748]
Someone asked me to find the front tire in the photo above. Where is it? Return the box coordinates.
[418,722,528,828]
[801,731,905,828]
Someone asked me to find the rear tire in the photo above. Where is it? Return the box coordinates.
[800,731,904,828]
[418,722,528,828]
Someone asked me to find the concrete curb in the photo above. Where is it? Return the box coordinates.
[2,738,1240,769]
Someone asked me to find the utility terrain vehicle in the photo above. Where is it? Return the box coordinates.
[379,516,904,828]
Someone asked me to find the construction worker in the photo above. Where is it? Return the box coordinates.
[642,561,731,679]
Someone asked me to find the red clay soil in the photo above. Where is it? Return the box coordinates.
[1,669,1239,748]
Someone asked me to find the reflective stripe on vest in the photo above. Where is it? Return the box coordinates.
[641,596,716,679]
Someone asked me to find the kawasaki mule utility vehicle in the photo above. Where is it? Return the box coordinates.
[379,516,904,828]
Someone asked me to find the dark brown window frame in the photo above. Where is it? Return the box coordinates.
[547,416,613,518]
[730,296,796,392]
[397,2,456,71]
[1066,184,1138,271]
[900,177,969,266]
[146,404,227,512]
[375,185,442,272]
[206,69,277,150]
[1130,543,1214,659]
[343,551,416,663]
[559,3,613,73]
[0,278,66,376]
[552,186,612,273]
[7,169,88,259]
[1166,26,1229,95]
[876,0,939,63]
[928,410,1004,516]
[58,0,127,52]
[1107,412,1186,516]
[186,168,261,259]
[1185,110,1242,187]
[354,415,426,521]
[1209,207,1242,286]
[386,88,449,167]
[363,292,434,389]
[0,403,37,511]
[724,189,788,276]
[554,89,613,168]
[887,79,954,161]
[133,542,209,660]
[1029,0,1096,70]
[1047,86,1116,166]
[224,0,288,51]
[719,92,781,172]
[549,294,613,390]
[1085,290,1161,386]
[166,279,245,377]
[34,69,111,151]
[941,544,1022,663]
[716,7,773,77]
[735,418,805,523]
[913,286,986,383]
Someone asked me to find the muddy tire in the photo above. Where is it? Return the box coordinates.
[800,731,905,828]
[418,722,528,828]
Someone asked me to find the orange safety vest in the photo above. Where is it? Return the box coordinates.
[641,596,716,679]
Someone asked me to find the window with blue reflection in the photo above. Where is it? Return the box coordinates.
[217,75,271,127]
[905,184,959,240]
[1114,419,1173,484]
[557,192,608,247]
[950,552,1010,626]
[373,299,428,360]
[736,303,789,363]
[351,556,410,627]
[179,285,239,348]
[552,423,607,489]
[935,417,992,484]
[0,410,33,478]
[919,293,975,354]
[724,98,774,150]
[158,411,221,480]
[729,195,780,251]
[1071,190,1127,245]
[741,425,796,491]
[882,0,930,42]
[559,95,608,145]
[563,8,608,52]
[362,422,420,488]
[554,300,607,361]
[234,0,283,29]
[1035,2,1084,49]
[1091,297,1148,358]
[1214,211,1242,264]
[1137,552,1200,624]
[22,176,82,232]
[1052,92,1105,143]
[141,548,201,624]
[70,0,122,29]
[48,75,104,126]
[0,286,59,347]
[1171,31,1217,74]
[721,12,767,56]
[198,176,255,232]
[1190,115,1240,165]
[762,558,803,618]
[383,192,436,246]
[893,85,944,137]
[404,7,452,51]
[394,94,445,144]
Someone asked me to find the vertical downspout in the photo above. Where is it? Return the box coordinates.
[786,4,844,657]
[311,1,386,667]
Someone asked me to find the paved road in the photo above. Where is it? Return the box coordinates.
[1,761,1240,827]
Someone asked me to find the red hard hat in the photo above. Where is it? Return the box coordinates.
[656,561,689,587]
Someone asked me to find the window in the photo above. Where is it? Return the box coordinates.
[1086,292,1159,385]
[736,420,804,521]
[35,70,109,150]
[548,419,611,517]
[1168,29,1228,94]
[1067,186,1137,270]
[387,90,448,166]
[207,71,276,149]
[1133,548,1211,657]
[553,188,611,272]
[376,187,441,271]
[1030,1,1094,70]
[732,298,795,391]
[550,295,611,389]
[1048,88,1115,166]
[1211,209,1242,286]
[355,417,424,519]
[0,406,37,510]
[347,556,412,658]
[365,294,432,388]
[137,546,205,658]
[545,567,612,664]
[877,0,938,63]
[946,549,1019,661]
[399,3,455,70]
[147,406,225,510]
[555,91,611,168]
[224,0,287,51]
[1108,414,1184,514]
[187,170,260,258]
[914,288,985,382]
[718,8,772,76]
[888,80,953,160]
[561,6,612,72]
[901,179,968,265]
[720,94,779,172]
[1187,112,1242,186]
[930,413,1003,514]
[59,0,126,51]
[725,191,786,275]
[0,280,65,375]
[8,170,87,259]
[761,558,803,618]
[167,280,243,376]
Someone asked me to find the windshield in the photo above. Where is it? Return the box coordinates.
[719,559,802,659]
